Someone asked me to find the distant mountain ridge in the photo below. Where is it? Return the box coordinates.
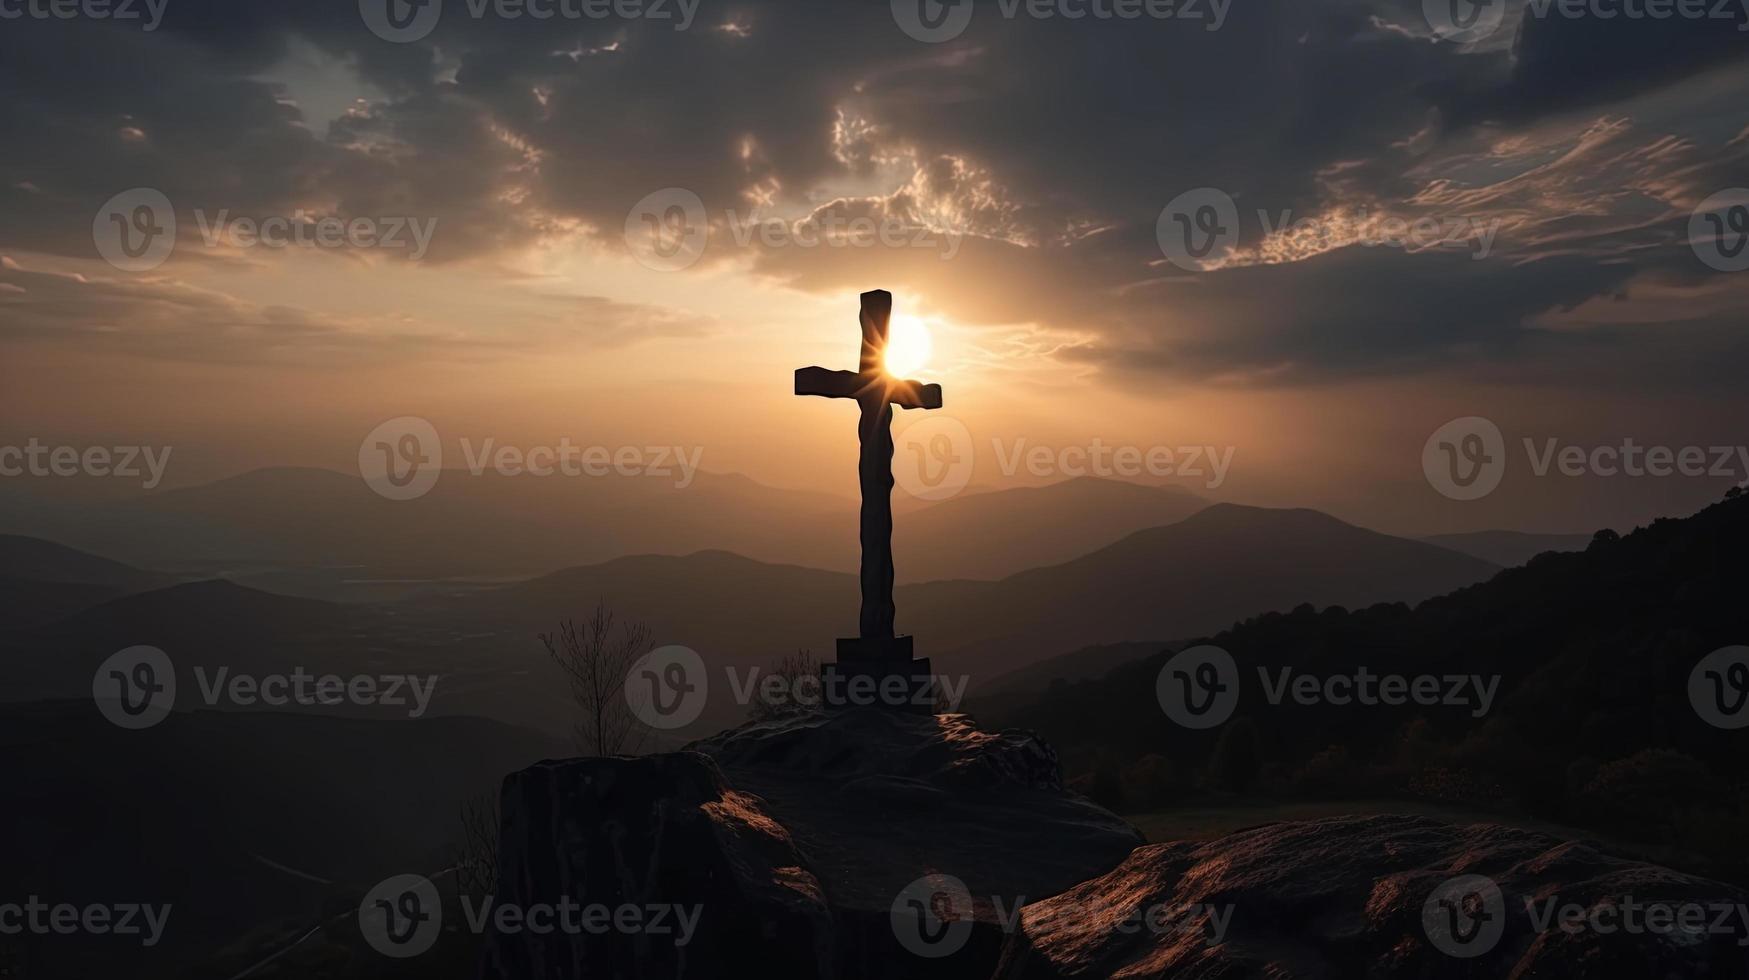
[0,533,166,590]
[1,503,1499,739]
[994,493,1749,877]
[895,478,1204,582]
[916,504,1498,677]
[1420,529,1593,567]
[0,469,1208,589]
[0,535,170,629]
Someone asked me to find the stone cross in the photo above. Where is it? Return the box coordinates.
[795,290,941,691]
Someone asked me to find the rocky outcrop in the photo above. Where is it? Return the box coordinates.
[694,710,1144,978]
[992,814,1749,979]
[483,751,835,979]
[482,710,1142,979]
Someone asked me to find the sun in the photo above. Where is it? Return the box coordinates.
[884,314,934,377]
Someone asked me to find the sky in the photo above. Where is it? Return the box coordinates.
[2,0,1747,536]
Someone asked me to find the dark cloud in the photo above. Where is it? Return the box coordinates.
[1072,245,1643,384]
[1,0,1745,384]
[1455,3,1749,124]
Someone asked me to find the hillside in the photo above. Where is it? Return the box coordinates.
[0,471,1208,588]
[3,506,1502,738]
[1420,529,1592,567]
[921,504,1499,676]
[995,493,1749,878]
[0,701,561,978]
[0,533,167,589]
[0,535,174,629]
[896,478,1204,582]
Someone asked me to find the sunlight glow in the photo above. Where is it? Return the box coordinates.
[884,314,933,377]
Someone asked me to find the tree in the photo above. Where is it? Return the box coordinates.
[540,601,653,756]
[454,791,500,899]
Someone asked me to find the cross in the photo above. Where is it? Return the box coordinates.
[795,290,942,681]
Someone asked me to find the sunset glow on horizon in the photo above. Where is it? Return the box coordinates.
[0,3,1744,539]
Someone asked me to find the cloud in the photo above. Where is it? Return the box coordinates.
[0,0,1744,386]
[0,256,713,363]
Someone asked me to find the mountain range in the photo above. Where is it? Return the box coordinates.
[995,492,1749,878]
[1,465,1579,600]
[0,469,1213,591]
[1418,529,1592,567]
[2,502,1500,736]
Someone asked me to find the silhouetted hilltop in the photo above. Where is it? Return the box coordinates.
[896,478,1204,582]
[6,581,419,707]
[977,641,1167,698]
[0,470,1215,587]
[0,535,174,629]
[1420,529,1591,567]
[34,578,347,641]
[0,533,167,590]
[928,504,1499,675]
[3,504,1504,737]
[441,504,1498,701]
[998,493,1749,877]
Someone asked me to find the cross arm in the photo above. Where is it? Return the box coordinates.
[795,367,863,399]
[887,379,943,410]
[796,367,942,409]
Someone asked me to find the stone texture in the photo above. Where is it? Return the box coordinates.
[483,709,1141,979]
[992,814,1749,979]
[694,710,1143,977]
[482,751,834,979]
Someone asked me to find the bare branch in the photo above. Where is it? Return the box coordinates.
[454,791,500,899]
[540,599,654,756]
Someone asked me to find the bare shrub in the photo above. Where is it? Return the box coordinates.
[540,601,653,756]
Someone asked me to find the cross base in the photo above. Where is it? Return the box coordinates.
[834,635,915,662]
[820,636,936,713]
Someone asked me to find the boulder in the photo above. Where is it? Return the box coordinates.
[482,751,835,979]
[992,814,1749,979]
[482,710,1142,979]
[693,710,1144,977]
